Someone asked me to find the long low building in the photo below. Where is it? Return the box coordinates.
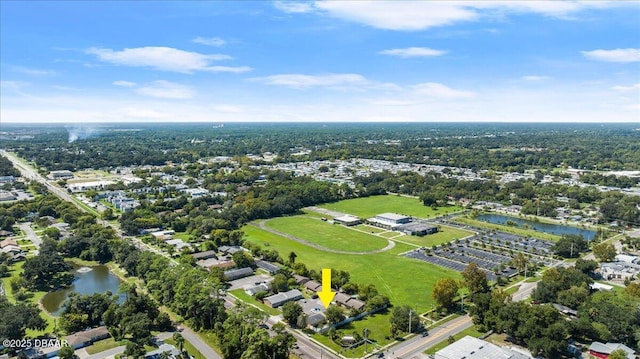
[264,289,303,308]
[334,215,361,226]
[436,336,532,359]
[367,213,412,229]
[224,267,254,281]
[397,222,438,236]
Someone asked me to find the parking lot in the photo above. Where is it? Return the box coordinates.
[404,244,518,281]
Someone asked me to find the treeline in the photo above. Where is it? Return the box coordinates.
[352,171,640,225]
[468,263,640,358]
[4,123,639,172]
[580,173,639,189]
[120,174,351,234]
[0,155,20,177]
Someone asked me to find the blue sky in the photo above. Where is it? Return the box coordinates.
[1,1,639,123]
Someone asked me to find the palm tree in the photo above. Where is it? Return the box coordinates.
[288,251,297,264]
[173,332,185,356]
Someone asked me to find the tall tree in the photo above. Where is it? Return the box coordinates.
[282,302,303,328]
[593,242,616,262]
[511,252,529,275]
[432,277,459,309]
[462,262,489,293]
[173,332,185,355]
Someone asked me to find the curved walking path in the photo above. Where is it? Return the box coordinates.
[252,220,395,255]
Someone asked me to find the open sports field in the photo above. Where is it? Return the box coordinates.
[243,224,461,313]
[264,216,390,252]
[318,195,462,219]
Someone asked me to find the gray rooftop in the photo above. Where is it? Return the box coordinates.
[263,289,303,307]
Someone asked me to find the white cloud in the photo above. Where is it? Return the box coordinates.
[251,73,370,89]
[611,83,640,91]
[275,1,630,31]
[51,85,82,91]
[112,80,137,87]
[134,80,196,99]
[581,48,640,63]
[86,46,251,73]
[0,81,30,89]
[379,47,447,58]
[522,75,551,81]
[274,1,314,13]
[191,37,226,47]
[413,82,476,98]
[314,1,478,31]
[10,65,57,76]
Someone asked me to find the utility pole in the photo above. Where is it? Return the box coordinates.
[570,242,574,258]
[364,329,369,354]
[408,309,413,334]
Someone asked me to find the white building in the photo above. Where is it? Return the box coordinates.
[435,336,532,359]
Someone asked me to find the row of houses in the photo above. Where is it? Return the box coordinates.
[294,275,366,311]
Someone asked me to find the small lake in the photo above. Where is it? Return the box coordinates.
[477,213,597,240]
[41,265,123,316]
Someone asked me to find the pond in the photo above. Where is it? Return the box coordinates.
[477,213,597,240]
[41,265,123,316]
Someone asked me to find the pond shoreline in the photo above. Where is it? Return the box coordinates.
[40,260,124,316]
[476,213,597,240]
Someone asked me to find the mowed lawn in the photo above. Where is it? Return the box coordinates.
[264,216,390,252]
[319,195,462,219]
[312,309,393,357]
[243,225,461,313]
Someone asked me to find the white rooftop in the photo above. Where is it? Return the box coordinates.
[376,213,410,221]
[435,336,532,359]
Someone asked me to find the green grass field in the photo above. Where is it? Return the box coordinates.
[424,325,484,354]
[319,195,462,219]
[229,289,281,316]
[2,261,57,336]
[243,225,461,313]
[264,216,390,252]
[85,338,123,355]
[312,310,393,357]
[354,224,388,234]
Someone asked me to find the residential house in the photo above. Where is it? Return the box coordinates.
[65,326,110,349]
[263,289,303,308]
[304,280,322,292]
[256,260,280,274]
[224,267,254,281]
[588,342,635,359]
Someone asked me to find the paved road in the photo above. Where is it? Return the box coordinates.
[181,326,223,359]
[1,151,217,359]
[389,315,473,359]
[18,222,41,248]
[512,281,538,302]
[288,328,340,359]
